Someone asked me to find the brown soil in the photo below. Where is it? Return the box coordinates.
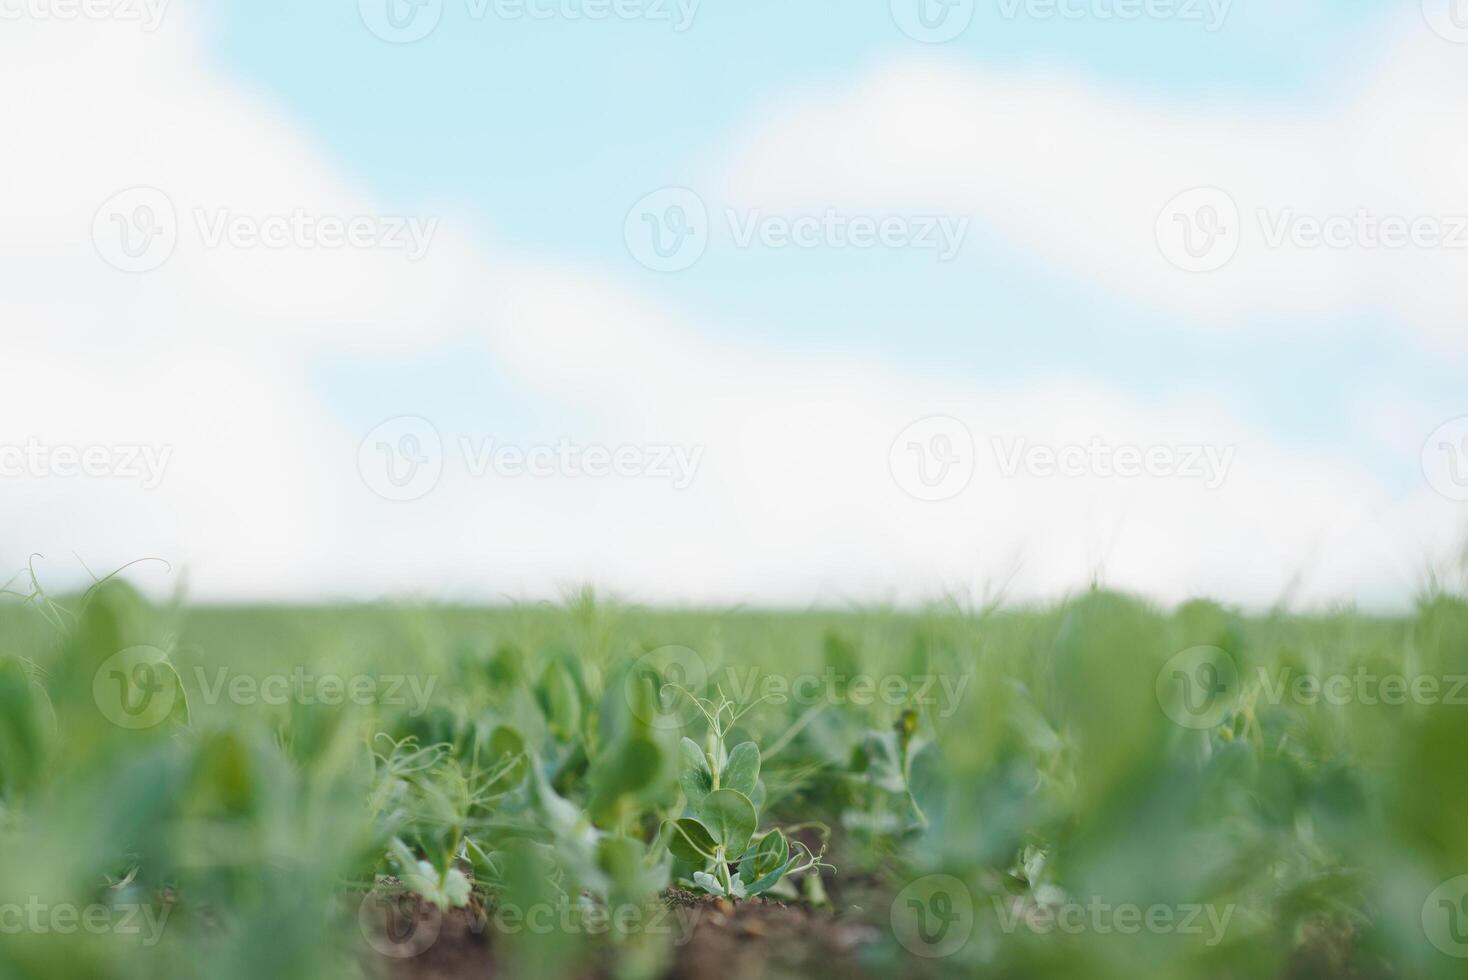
[370,889,881,980]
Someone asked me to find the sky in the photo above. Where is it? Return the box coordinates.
[1,0,1467,610]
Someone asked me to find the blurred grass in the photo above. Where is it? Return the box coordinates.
[0,583,1463,979]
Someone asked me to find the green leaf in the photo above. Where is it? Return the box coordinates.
[667,817,718,864]
[692,871,724,896]
[857,730,907,794]
[679,736,713,806]
[723,741,761,799]
[738,829,789,882]
[743,858,794,897]
[0,659,46,794]
[699,788,756,860]
[589,734,665,823]
[597,835,643,882]
[485,725,528,793]
[739,828,793,896]
[540,662,581,741]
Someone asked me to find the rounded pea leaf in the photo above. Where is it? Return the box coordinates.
[486,725,528,793]
[723,742,761,799]
[699,788,757,860]
[679,736,713,806]
[667,817,718,864]
[539,662,581,741]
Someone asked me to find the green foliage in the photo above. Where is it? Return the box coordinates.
[662,689,831,900]
[0,581,1459,980]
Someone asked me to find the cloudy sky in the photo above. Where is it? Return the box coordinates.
[2,0,1466,609]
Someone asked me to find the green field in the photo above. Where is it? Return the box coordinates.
[2,580,1466,979]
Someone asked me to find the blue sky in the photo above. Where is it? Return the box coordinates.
[2,1,1463,606]
[200,0,1448,492]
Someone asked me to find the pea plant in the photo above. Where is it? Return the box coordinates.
[665,688,831,899]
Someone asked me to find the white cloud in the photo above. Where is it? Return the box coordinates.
[715,17,1468,354]
[0,14,1458,611]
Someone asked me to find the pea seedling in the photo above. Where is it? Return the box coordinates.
[665,687,831,899]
